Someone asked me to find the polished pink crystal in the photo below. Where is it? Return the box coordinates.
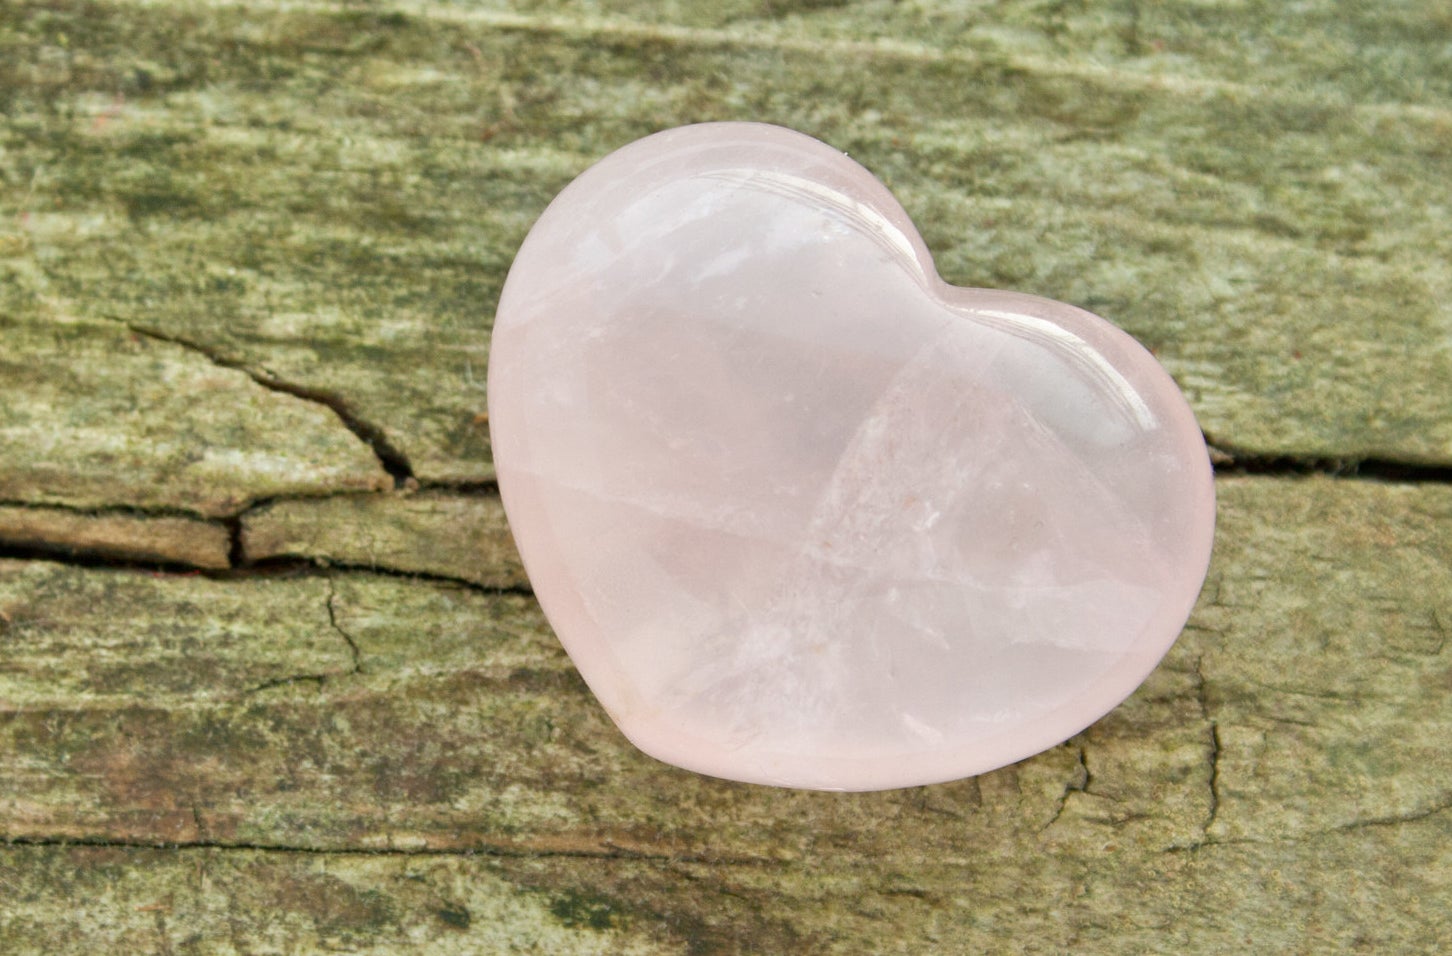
[488,122,1215,791]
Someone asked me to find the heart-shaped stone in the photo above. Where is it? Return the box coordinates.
[488,123,1215,791]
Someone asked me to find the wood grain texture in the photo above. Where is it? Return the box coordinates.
[2,0,1451,951]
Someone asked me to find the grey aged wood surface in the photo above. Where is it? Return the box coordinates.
[1,0,1450,952]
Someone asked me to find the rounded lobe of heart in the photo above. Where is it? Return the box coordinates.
[488,122,1216,791]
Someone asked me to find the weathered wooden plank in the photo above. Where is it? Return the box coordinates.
[3,1,1451,952]
[1,478,1448,952]
[3,0,1449,489]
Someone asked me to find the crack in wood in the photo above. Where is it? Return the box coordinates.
[325,577,365,676]
[1039,743,1092,833]
[244,558,533,597]
[0,499,225,522]
[1169,797,1452,855]
[7,449,1443,588]
[413,480,502,496]
[1206,433,1452,483]
[0,541,213,576]
[223,514,245,567]
[1205,724,1222,836]
[0,834,781,867]
[0,540,533,597]
[108,318,416,488]
[1185,657,1222,847]
[245,673,329,695]
[1331,799,1452,832]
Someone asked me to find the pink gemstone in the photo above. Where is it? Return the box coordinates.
[488,123,1215,791]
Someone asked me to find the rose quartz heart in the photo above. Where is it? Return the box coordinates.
[488,122,1215,791]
